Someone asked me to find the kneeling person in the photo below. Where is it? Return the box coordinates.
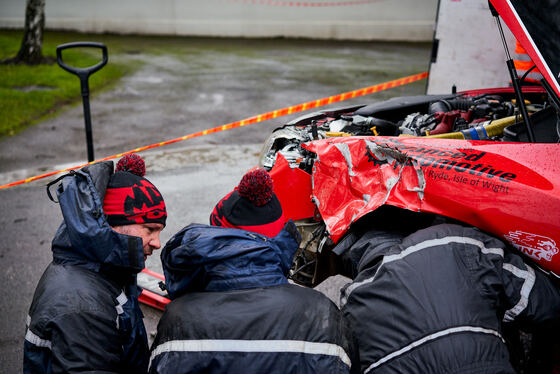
[24,155,166,374]
[149,169,357,373]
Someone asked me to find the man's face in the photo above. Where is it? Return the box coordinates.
[112,223,165,261]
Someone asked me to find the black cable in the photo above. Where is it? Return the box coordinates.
[520,65,537,85]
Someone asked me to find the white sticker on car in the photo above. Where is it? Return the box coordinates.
[504,231,558,262]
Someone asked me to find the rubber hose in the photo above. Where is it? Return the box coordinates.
[425,115,518,140]
[429,99,473,114]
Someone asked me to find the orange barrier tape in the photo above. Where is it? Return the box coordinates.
[0,71,428,190]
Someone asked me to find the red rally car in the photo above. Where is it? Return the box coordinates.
[138,2,560,370]
[259,0,560,287]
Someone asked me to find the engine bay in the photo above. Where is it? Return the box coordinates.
[260,90,560,173]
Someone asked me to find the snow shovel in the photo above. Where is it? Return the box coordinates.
[56,42,108,162]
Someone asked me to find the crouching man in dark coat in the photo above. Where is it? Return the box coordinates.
[341,223,560,374]
[24,154,166,374]
[149,169,358,373]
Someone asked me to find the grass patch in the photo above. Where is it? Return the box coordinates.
[0,30,131,137]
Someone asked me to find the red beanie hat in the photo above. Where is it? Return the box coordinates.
[210,169,285,237]
[103,154,167,227]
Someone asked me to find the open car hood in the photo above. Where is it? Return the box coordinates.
[490,0,560,98]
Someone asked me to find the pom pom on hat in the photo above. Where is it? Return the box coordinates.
[116,154,145,177]
[210,169,284,237]
[238,169,274,207]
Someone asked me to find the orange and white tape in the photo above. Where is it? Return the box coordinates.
[0,71,428,190]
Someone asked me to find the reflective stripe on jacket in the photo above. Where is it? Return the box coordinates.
[342,224,560,373]
[149,223,359,374]
[24,162,149,374]
[514,41,543,83]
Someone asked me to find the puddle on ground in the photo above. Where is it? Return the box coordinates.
[143,144,262,173]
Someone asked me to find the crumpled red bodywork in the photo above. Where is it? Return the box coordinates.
[269,153,316,221]
[283,136,560,274]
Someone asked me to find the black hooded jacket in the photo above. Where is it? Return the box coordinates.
[342,224,560,374]
[24,162,150,374]
[149,223,359,374]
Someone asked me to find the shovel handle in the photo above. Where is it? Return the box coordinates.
[56,42,108,80]
[56,42,108,163]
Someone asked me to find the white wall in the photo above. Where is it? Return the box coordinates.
[0,0,438,41]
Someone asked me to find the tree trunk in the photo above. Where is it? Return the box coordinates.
[14,0,46,65]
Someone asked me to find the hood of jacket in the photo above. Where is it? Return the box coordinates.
[50,161,146,275]
[161,222,301,299]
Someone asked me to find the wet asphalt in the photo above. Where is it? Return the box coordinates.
[0,36,430,372]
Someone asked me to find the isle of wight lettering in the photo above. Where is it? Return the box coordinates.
[378,140,518,195]
[426,169,510,193]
